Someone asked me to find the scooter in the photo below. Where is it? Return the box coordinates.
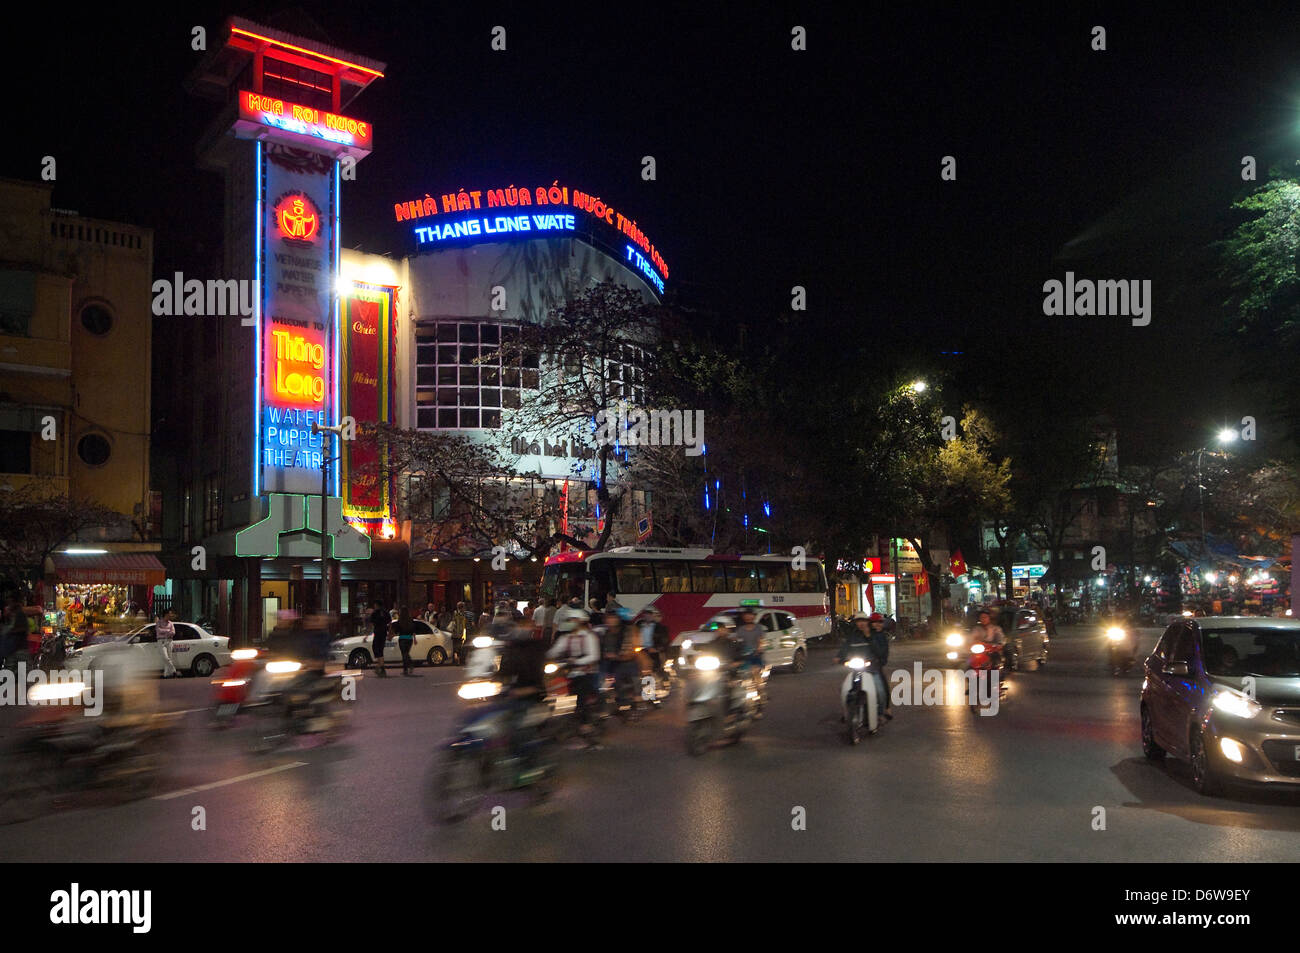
[683,651,760,756]
[841,656,880,745]
[242,660,354,752]
[543,661,607,743]
[428,680,562,823]
[1106,626,1137,676]
[966,639,1009,712]
[210,647,264,727]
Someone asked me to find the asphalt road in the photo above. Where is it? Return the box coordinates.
[4,624,1300,862]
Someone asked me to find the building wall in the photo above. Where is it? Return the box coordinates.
[0,178,153,531]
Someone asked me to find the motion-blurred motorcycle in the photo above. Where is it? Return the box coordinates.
[427,679,562,823]
[242,660,354,752]
[1106,625,1137,676]
[841,655,880,745]
[683,649,762,755]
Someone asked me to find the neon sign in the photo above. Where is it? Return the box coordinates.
[239,91,374,151]
[274,193,320,243]
[393,182,668,287]
[271,328,325,403]
[414,213,576,245]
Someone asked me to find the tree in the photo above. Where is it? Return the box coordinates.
[0,485,124,594]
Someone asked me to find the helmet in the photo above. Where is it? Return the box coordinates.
[615,607,634,622]
[868,613,884,623]
[555,607,590,633]
[640,606,661,620]
[851,611,871,621]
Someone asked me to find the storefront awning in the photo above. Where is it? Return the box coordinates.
[52,552,166,587]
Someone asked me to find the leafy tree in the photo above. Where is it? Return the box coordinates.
[0,485,124,595]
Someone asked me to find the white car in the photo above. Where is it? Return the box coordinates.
[672,608,809,673]
[329,620,456,669]
[67,622,232,677]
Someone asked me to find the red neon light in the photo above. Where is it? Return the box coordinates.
[231,27,385,77]
[274,193,320,242]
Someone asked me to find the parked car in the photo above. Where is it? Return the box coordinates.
[1141,616,1300,796]
[329,619,455,669]
[66,622,231,677]
[673,606,808,673]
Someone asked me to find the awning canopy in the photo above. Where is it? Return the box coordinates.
[52,552,165,587]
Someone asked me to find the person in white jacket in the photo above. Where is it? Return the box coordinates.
[546,607,601,736]
[155,609,179,678]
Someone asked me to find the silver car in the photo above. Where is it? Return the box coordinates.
[1141,616,1300,796]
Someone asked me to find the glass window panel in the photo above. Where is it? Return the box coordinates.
[459,408,480,428]
[459,323,478,342]
[417,344,437,363]
[502,389,521,409]
[690,561,726,594]
[459,366,478,385]
[503,368,521,388]
[481,409,501,429]
[437,387,457,405]
[757,563,791,592]
[726,565,760,593]
[522,369,539,389]
[438,367,458,385]
[614,560,655,594]
[654,561,692,593]
[480,324,499,344]
[417,408,436,428]
[436,323,458,342]
[481,388,500,407]
[482,366,500,386]
[416,365,437,385]
[438,409,458,428]
[458,387,478,406]
[438,345,458,364]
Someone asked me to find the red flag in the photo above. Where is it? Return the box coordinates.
[915,571,930,597]
[950,549,968,577]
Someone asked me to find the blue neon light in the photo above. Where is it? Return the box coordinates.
[624,244,665,294]
[253,140,263,498]
[333,159,341,498]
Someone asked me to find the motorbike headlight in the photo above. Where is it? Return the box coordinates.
[471,636,493,649]
[218,678,248,688]
[231,648,259,661]
[458,681,502,700]
[694,655,720,671]
[681,639,693,651]
[1211,689,1262,720]
[970,643,986,654]
[266,661,302,674]
[1105,627,1126,642]
[845,656,866,670]
[28,682,87,702]
[945,632,964,647]
[544,663,558,674]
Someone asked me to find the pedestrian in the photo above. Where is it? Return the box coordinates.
[422,602,437,625]
[436,604,452,630]
[450,601,469,664]
[477,605,492,632]
[156,608,179,678]
[394,606,418,676]
[538,598,556,644]
[368,600,389,677]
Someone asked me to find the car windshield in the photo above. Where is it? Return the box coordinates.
[1201,627,1300,678]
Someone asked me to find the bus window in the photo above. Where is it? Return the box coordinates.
[655,561,692,593]
[543,564,586,604]
[757,563,790,592]
[614,560,656,594]
[726,565,760,593]
[690,561,727,593]
[588,563,614,607]
[790,565,823,593]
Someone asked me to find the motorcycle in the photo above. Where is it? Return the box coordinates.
[210,647,265,727]
[966,639,1009,713]
[242,660,354,752]
[841,656,880,745]
[34,631,69,672]
[683,650,761,756]
[0,680,178,824]
[428,679,562,823]
[1106,625,1137,676]
[543,661,607,743]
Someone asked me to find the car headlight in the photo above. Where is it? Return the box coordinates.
[694,655,720,671]
[1211,689,1262,720]
[945,633,964,647]
[1106,627,1126,642]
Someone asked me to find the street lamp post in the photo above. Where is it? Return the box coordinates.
[311,423,347,613]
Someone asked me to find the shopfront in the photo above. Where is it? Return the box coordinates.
[48,550,166,637]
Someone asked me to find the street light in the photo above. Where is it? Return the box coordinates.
[1196,430,1234,558]
[310,422,348,613]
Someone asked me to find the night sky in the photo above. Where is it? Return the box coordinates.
[14,2,1300,460]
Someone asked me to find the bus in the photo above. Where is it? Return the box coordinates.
[541,547,831,640]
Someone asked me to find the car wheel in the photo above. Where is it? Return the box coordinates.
[1189,728,1224,797]
[791,648,807,673]
[192,655,216,678]
[347,649,370,669]
[1140,706,1165,761]
[427,646,447,666]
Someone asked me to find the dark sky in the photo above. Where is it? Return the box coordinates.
[13,1,1300,459]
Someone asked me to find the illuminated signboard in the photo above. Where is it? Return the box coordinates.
[340,281,396,527]
[256,144,339,496]
[393,183,668,292]
[1012,564,1047,579]
[239,91,374,152]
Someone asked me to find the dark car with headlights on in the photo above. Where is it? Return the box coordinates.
[1140,616,1300,796]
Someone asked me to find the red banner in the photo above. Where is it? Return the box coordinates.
[341,282,394,522]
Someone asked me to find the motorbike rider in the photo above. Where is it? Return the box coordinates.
[836,611,891,720]
[734,606,767,678]
[636,607,670,679]
[496,619,550,755]
[970,608,1007,672]
[546,607,602,743]
[603,608,642,708]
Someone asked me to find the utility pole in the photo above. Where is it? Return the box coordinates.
[311,422,347,613]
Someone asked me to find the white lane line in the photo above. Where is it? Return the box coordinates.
[172,707,212,715]
[152,762,308,800]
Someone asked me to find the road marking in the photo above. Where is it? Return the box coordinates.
[152,762,307,800]
[171,707,212,715]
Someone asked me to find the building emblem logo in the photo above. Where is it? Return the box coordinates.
[274,192,321,243]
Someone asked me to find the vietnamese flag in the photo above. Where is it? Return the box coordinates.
[950,549,968,577]
[915,571,930,597]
